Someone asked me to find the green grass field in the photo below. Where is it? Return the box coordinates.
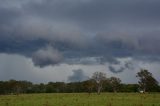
[0,93,160,106]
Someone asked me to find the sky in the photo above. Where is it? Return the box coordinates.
[0,0,160,84]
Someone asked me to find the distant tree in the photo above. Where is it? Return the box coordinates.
[53,82,66,93]
[109,77,121,92]
[103,78,113,92]
[136,69,159,92]
[0,81,6,94]
[119,84,139,92]
[92,72,106,95]
[83,79,95,94]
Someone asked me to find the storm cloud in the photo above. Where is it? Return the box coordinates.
[0,0,160,68]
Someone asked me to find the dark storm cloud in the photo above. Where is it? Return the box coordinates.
[0,8,19,25]
[68,69,89,82]
[0,0,160,67]
[24,0,160,25]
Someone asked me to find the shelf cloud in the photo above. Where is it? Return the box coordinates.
[0,0,160,82]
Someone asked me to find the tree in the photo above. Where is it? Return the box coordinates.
[83,79,95,94]
[136,69,159,92]
[92,72,106,95]
[109,77,121,92]
[119,84,139,92]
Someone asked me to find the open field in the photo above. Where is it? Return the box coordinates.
[0,93,160,106]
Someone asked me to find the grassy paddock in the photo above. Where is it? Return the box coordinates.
[0,93,160,106]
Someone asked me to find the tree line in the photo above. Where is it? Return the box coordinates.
[0,69,159,95]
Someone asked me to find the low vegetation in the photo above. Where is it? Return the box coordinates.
[0,93,160,106]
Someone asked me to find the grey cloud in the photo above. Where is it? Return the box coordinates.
[95,31,138,51]
[1,0,160,84]
[23,0,160,31]
[68,69,89,82]
[95,30,160,57]
[0,8,19,25]
[108,66,125,74]
[138,33,160,54]
[2,0,160,31]
[32,46,63,67]
[65,57,99,65]
[124,61,134,70]
[108,59,134,73]
[133,55,160,64]
[0,0,160,67]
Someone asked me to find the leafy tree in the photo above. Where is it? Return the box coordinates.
[109,77,121,92]
[83,79,95,94]
[136,69,159,92]
[92,72,106,95]
[103,78,113,92]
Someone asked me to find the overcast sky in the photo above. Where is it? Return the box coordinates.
[0,0,160,83]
